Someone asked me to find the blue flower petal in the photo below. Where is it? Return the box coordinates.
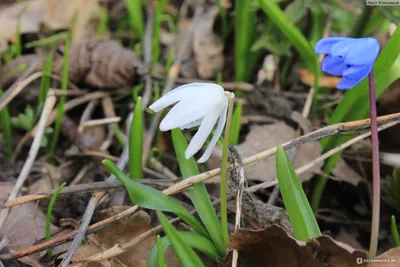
[343,37,380,65]
[342,64,372,79]
[314,37,350,54]
[330,39,357,59]
[321,55,347,76]
[337,65,372,89]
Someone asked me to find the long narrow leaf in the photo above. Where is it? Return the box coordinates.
[171,129,226,257]
[156,212,205,267]
[230,102,242,145]
[46,182,66,259]
[156,235,166,267]
[235,0,258,81]
[124,0,144,38]
[276,145,321,241]
[49,15,76,155]
[129,97,143,179]
[391,215,400,247]
[0,89,12,158]
[102,160,208,237]
[148,231,219,267]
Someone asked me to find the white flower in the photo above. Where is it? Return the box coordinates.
[149,83,234,163]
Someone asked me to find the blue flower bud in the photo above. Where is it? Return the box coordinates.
[315,37,379,90]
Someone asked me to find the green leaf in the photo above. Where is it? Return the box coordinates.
[124,0,144,37]
[129,97,143,179]
[235,0,258,81]
[0,89,12,158]
[148,231,219,267]
[156,235,166,267]
[46,182,66,259]
[276,145,321,241]
[153,0,168,64]
[102,160,208,237]
[171,129,226,257]
[257,0,315,68]
[391,215,400,247]
[156,212,205,267]
[230,102,242,145]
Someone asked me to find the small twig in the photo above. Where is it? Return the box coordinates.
[141,5,154,109]
[1,180,172,210]
[12,91,109,161]
[78,99,99,133]
[230,146,245,267]
[0,92,57,228]
[0,71,43,112]
[247,120,400,193]
[151,74,255,92]
[80,117,121,129]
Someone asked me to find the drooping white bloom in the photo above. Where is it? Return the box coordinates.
[149,83,234,163]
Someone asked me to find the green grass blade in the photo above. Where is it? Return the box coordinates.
[49,16,76,155]
[37,46,55,117]
[113,124,126,147]
[276,146,321,241]
[46,182,66,259]
[235,0,258,81]
[0,89,12,158]
[148,231,219,267]
[230,102,242,145]
[124,0,145,38]
[216,0,228,39]
[156,212,205,267]
[153,0,168,64]
[156,235,166,267]
[391,215,400,247]
[102,160,208,237]
[171,129,226,257]
[129,97,143,179]
[25,32,68,49]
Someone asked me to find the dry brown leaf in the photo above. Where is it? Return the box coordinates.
[42,0,101,42]
[192,6,224,79]
[224,225,367,267]
[331,158,363,186]
[73,207,157,267]
[0,182,59,249]
[367,247,400,267]
[0,0,43,40]
[233,122,322,182]
[297,69,341,88]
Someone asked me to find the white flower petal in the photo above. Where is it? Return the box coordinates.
[185,108,221,159]
[159,99,213,131]
[149,83,223,112]
[179,117,203,130]
[197,103,228,163]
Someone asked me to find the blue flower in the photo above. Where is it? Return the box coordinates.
[315,37,380,90]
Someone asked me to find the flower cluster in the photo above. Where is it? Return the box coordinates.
[315,37,379,90]
[150,83,234,163]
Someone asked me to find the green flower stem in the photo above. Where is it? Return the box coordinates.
[220,94,234,245]
[368,69,380,257]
